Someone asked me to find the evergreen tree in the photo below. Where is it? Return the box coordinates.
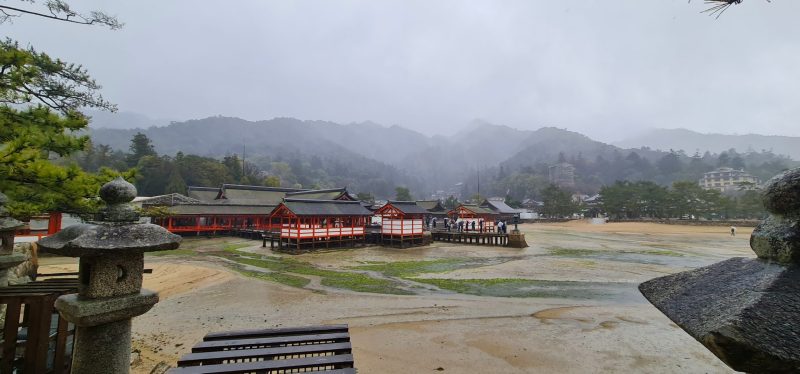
[541,184,576,218]
[657,151,683,176]
[127,132,156,167]
[395,186,413,201]
[164,166,187,194]
[263,175,281,187]
[444,196,459,209]
[0,39,120,217]
[223,154,244,183]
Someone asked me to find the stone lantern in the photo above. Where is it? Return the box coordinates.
[640,167,800,373]
[38,177,181,374]
[0,192,26,287]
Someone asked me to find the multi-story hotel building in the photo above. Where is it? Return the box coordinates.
[699,167,761,192]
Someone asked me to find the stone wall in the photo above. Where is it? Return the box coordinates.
[10,241,38,284]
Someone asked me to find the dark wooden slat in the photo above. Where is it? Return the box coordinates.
[203,324,349,341]
[0,295,75,306]
[36,269,152,278]
[0,286,78,293]
[1,283,78,288]
[1,300,21,374]
[32,296,54,373]
[5,279,79,285]
[178,342,352,365]
[53,312,70,374]
[23,297,43,374]
[168,354,354,374]
[0,284,78,290]
[297,369,356,374]
[192,332,351,353]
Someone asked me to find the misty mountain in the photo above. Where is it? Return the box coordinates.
[89,117,429,197]
[502,127,668,169]
[89,117,433,164]
[86,110,171,130]
[88,116,798,197]
[615,128,800,160]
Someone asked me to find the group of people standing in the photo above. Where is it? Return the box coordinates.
[428,217,508,233]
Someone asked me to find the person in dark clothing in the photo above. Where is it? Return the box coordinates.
[479,219,484,233]
[471,220,476,231]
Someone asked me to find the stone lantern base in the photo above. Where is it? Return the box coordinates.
[639,257,800,372]
[0,253,26,287]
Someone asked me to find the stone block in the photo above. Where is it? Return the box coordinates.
[79,253,144,298]
[750,216,800,264]
[55,289,159,327]
[640,257,800,373]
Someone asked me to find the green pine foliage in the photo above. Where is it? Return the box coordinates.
[0,39,129,218]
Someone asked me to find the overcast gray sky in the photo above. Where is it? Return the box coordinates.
[5,0,800,141]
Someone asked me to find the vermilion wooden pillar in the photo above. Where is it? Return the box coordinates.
[47,212,63,235]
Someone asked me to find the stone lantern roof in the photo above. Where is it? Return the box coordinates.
[0,192,24,232]
[39,177,181,257]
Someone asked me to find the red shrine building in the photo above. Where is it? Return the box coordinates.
[373,201,429,247]
[145,185,357,235]
[268,199,373,253]
[447,204,498,232]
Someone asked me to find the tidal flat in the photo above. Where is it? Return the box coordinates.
[40,221,752,373]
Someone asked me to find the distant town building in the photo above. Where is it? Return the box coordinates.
[430,183,463,201]
[480,198,521,221]
[699,167,761,193]
[548,163,576,188]
[521,199,544,212]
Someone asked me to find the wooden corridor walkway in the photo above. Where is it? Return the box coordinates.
[431,230,509,246]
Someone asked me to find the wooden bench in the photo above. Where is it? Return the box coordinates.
[170,324,355,373]
[0,278,80,374]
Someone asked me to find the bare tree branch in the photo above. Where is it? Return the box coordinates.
[693,0,772,19]
[0,1,122,29]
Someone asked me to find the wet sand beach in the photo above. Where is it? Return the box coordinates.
[40,221,750,373]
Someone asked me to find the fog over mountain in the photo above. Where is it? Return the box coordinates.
[87,110,171,130]
[615,129,800,160]
[89,115,799,198]
[8,1,800,142]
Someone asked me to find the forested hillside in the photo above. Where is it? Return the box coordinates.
[86,116,799,201]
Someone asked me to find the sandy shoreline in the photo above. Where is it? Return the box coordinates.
[39,221,741,373]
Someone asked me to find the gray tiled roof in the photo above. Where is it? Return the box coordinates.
[416,200,445,212]
[217,184,308,205]
[482,200,519,214]
[452,204,498,215]
[140,193,201,207]
[187,186,220,202]
[285,188,355,201]
[277,199,373,216]
[167,204,273,215]
[385,201,430,215]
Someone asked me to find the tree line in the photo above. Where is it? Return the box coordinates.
[599,180,765,220]
[473,148,793,206]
